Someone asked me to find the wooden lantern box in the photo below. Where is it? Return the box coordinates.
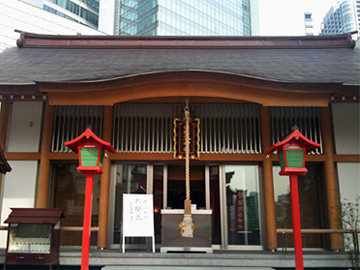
[3,208,64,270]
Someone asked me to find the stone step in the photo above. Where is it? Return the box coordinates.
[102,267,274,270]
[55,248,351,269]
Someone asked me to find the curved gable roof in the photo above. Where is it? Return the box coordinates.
[0,32,358,87]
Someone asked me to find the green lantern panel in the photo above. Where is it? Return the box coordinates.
[80,148,100,167]
[278,151,286,169]
[285,150,304,168]
[99,150,104,168]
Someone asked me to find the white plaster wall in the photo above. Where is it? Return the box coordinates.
[332,103,360,155]
[338,163,360,204]
[0,160,38,248]
[6,102,43,152]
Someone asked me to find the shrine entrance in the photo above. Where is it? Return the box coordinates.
[107,163,263,250]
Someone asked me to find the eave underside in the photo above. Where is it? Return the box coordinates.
[0,71,358,106]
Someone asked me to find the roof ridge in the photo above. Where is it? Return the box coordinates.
[15,30,357,49]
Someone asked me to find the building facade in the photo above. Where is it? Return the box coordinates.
[356,0,360,32]
[0,32,358,267]
[0,0,105,52]
[304,12,314,36]
[320,0,358,36]
[20,0,100,29]
[114,0,259,36]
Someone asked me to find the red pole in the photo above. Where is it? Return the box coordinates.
[81,174,94,270]
[289,175,304,270]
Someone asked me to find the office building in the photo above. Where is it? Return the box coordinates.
[114,0,259,36]
[356,0,360,33]
[20,0,100,29]
[0,0,105,52]
[304,12,314,35]
[320,0,358,35]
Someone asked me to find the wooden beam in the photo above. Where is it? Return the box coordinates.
[48,152,78,160]
[4,152,41,160]
[12,151,335,163]
[38,72,334,107]
[0,84,41,96]
[61,226,99,232]
[46,83,331,107]
[333,154,360,162]
[107,153,266,162]
[268,154,327,162]
[7,150,335,163]
[5,151,331,163]
[277,228,360,234]
[199,153,265,161]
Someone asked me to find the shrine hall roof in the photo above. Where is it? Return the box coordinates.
[0,31,359,86]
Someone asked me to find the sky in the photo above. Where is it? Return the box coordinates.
[258,0,338,36]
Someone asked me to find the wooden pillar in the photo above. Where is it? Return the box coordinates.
[36,102,54,208]
[97,106,113,248]
[0,100,11,194]
[0,100,10,149]
[320,106,342,250]
[261,106,277,250]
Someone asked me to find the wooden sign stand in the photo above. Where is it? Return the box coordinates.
[122,194,155,253]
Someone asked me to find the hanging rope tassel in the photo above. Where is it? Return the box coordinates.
[182,99,194,237]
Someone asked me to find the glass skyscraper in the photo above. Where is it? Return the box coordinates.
[20,0,100,29]
[114,0,257,36]
[320,0,358,36]
[354,0,360,34]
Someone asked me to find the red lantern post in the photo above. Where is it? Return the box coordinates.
[65,128,115,270]
[265,126,320,270]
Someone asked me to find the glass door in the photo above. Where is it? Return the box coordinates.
[51,162,101,247]
[162,164,222,247]
[108,163,148,249]
[273,164,326,248]
[209,165,221,246]
[153,165,163,245]
[166,164,206,210]
[222,165,262,249]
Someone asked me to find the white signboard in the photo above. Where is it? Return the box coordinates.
[122,194,155,253]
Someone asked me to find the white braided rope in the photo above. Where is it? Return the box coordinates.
[184,107,190,201]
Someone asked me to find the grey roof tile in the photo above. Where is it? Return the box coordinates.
[0,37,359,86]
